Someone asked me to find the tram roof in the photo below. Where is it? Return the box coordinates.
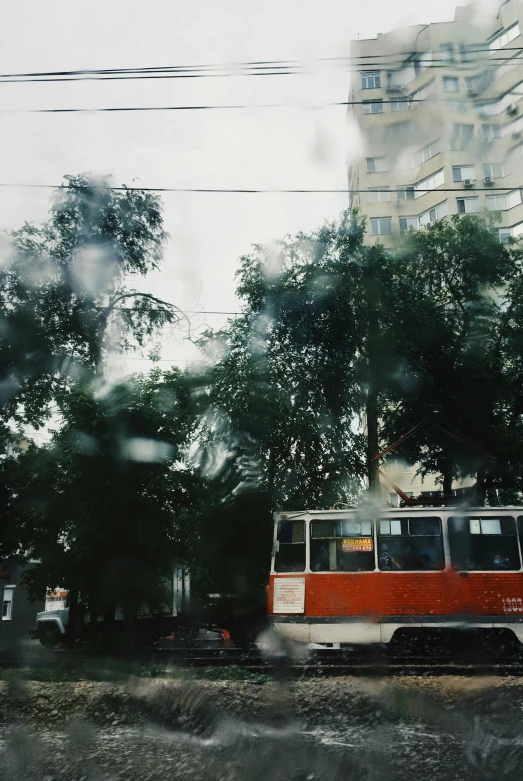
[275,506,523,519]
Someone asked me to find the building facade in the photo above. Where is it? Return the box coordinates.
[1,561,44,662]
[348,0,523,246]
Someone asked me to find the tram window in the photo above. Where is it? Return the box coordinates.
[378,516,444,571]
[449,516,520,571]
[274,521,305,572]
[310,520,375,572]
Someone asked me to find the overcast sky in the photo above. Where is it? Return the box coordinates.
[1,0,473,372]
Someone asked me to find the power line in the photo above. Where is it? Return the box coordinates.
[1,52,523,85]
[0,183,520,193]
[0,99,439,114]
[1,48,523,79]
[6,92,523,114]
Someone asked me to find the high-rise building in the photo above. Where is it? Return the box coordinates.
[348,0,523,247]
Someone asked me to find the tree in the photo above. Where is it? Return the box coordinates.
[196,210,416,511]
[379,215,522,500]
[8,369,198,640]
[0,173,184,430]
[0,175,194,638]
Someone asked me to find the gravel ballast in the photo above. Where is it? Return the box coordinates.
[2,674,523,780]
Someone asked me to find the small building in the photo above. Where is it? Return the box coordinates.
[0,560,45,662]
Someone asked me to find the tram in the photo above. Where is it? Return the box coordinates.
[267,506,523,647]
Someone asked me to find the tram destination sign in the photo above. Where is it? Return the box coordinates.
[342,537,373,552]
[273,577,305,613]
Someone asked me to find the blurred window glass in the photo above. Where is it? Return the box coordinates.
[450,516,520,570]
[378,517,444,570]
[274,521,306,572]
[310,519,375,572]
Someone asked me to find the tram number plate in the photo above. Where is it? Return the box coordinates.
[273,578,305,614]
[502,597,523,613]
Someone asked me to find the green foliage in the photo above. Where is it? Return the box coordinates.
[0,174,178,431]
[9,369,198,613]
[379,215,523,497]
[197,211,378,511]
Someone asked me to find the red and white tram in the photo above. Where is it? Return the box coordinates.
[267,507,523,647]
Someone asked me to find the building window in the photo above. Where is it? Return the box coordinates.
[489,23,520,53]
[460,43,483,62]
[418,201,448,227]
[361,71,381,89]
[2,586,14,621]
[362,99,384,114]
[457,197,479,214]
[487,195,508,210]
[412,51,432,76]
[452,165,476,182]
[451,123,474,150]
[415,169,445,198]
[466,71,494,94]
[439,43,455,63]
[397,186,415,201]
[412,139,440,167]
[368,188,390,203]
[366,157,387,173]
[443,76,459,92]
[487,190,522,210]
[483,163,503,178]
[482,124,501,141]
[370,217,392,235]
[498,228,512,243]
[399,216,418,233]
[390,97,410,112]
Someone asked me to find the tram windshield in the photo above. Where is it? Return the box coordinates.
[378,516,444,571]
[310,519,375,571]
[274,520,306,572]
[449,516,521,571]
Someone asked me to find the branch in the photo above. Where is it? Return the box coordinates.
[105,292,191,328]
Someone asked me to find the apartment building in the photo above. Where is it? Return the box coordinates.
[348,0,523,246]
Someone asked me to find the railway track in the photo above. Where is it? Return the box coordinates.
[4,644,523,675]
[144,646,523,675]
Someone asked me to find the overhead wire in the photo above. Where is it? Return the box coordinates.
[1,50,523,84]
[0,183,519,193]
[5,93,523,113]
[1,46,523,78]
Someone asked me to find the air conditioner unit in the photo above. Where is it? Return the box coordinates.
[400,229,406,235]
[386,84,405,94]
[484,176,495,186]
[426,221,435,229]
[507,103,518,116]
[463,179,475,188]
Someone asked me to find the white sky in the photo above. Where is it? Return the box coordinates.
[1,0,465,374]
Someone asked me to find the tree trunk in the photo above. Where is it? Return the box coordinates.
[366,382,380,492]
[365,261,380,494]
[475,468,487,507]
[66,588,79,646]
[442,452,453,496]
